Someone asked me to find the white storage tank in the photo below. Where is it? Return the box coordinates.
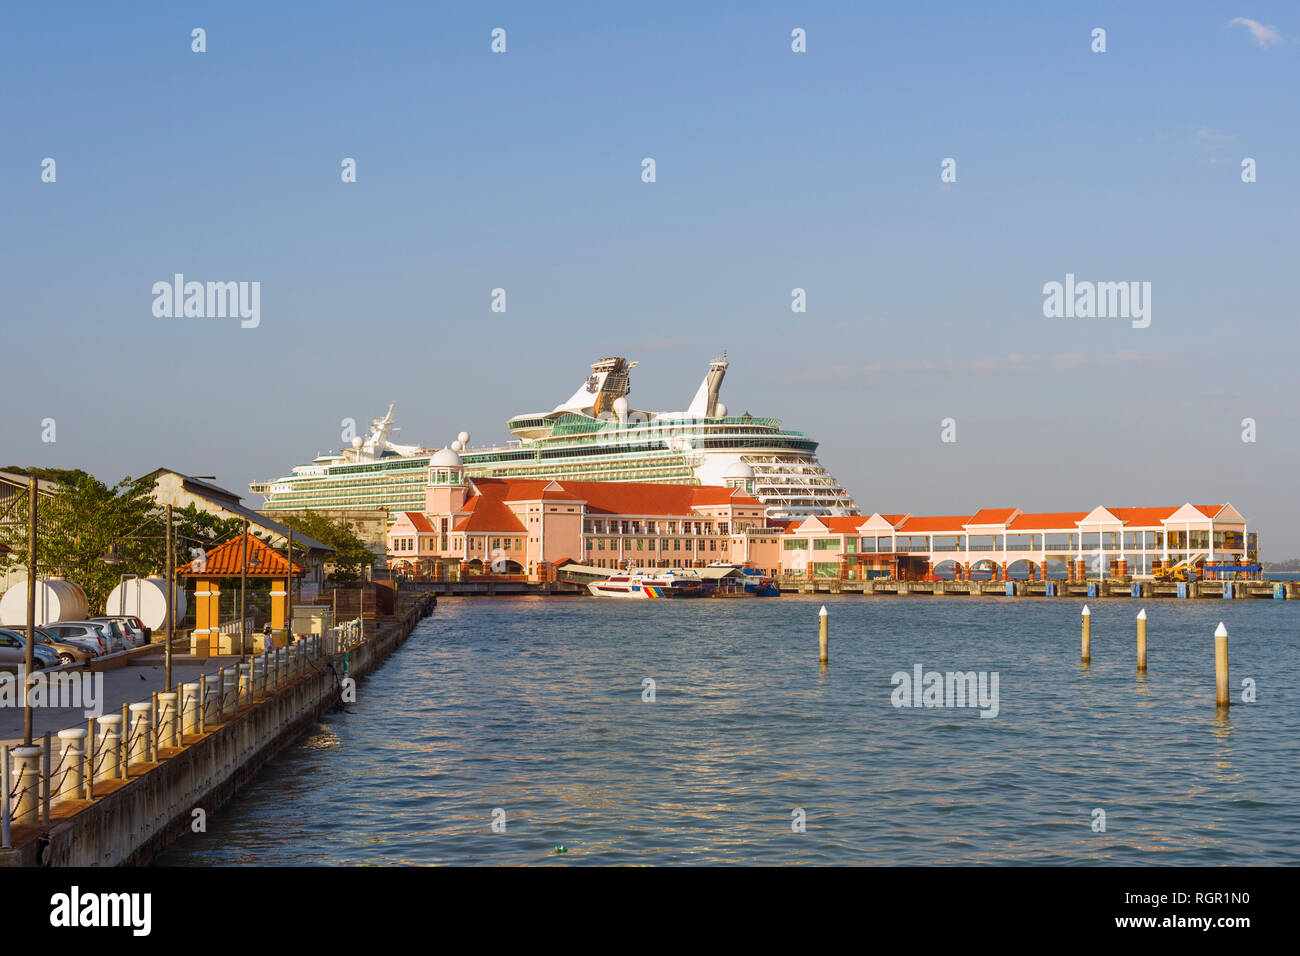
[104,575,187,632]
[0,577,90,627]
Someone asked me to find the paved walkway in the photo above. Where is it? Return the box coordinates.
[1,650,247,748]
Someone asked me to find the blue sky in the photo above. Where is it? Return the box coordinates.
[3,2,1298,549]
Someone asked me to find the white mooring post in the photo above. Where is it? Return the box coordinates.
[1081,604,1091,664]
[1215,622,1229,708]
[158,692,179,751]
[127,702,152,765]
[182,682,200,736]
[818,605,829,665]
[56,729,86,803]
[96,715,121,783]
[1136,609,1147,673]
[11,746,41,825]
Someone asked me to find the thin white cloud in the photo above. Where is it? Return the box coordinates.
[1227,17,1282,47]
[783,350,1156,385]
[1196,126,1236,144]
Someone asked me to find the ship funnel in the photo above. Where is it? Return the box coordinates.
[687,355,728,418]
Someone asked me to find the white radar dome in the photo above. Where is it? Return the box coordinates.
[714,402,727,419]
[351,436,364,449]
[431,446,463,467]
[450,440,463,452]
[613,397,629,422]
[457,431,470,445]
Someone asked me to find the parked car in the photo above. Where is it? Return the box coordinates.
[42,622,110,655]
[53,620,126,654]
[87,618,133,651]
[100,614,151,642]
[13,626,96,666]
[95,615,149,646]
[0,629,61,670]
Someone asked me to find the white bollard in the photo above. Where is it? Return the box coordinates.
[95,715,122,783]
[182,683,201,735]
[11,746,42,824]
[56,729,87,803]
[158,692,179,750]
[221,670,238,714]
[238,663,251,707]
[202,679,219,726]
[127,702,152,765]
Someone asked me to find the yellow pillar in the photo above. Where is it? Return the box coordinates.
[270,577,287,636]
[194,577,221,657]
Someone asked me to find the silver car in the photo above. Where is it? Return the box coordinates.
[15,626,97,665]
[92,616,146,648]
[0,630,61,670]
[43,622,109,655]
[53,620,126,654]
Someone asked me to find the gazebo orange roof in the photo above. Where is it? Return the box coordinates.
[177,533,306,578]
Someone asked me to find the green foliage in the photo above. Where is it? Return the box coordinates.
[173,505,245,558]
[0,473,165,612]
[277,512,371,581]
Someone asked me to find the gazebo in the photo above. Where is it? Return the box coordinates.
[178,533,305,656]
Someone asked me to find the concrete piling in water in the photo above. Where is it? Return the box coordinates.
[1215,622,1229,708]
[1136,609,1147,673]
[56,729,86,803]
[818,605,829,665]
[1081,604,1091,664]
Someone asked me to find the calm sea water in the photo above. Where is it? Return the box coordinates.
[156,596,1300,865]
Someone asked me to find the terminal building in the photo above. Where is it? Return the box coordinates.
[780,504,1256,581]
[386,449,784,580]
[385,451,1257,583]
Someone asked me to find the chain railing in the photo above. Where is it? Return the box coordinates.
[1,595,431,848]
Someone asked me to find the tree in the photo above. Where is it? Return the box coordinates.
[276,512,372,581]
[0,473,165,612]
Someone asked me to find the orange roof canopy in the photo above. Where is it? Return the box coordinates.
[178,533,306,578]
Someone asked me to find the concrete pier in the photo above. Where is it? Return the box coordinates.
[0,594,434,867]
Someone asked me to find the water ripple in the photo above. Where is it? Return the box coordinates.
[155,596,1300,865]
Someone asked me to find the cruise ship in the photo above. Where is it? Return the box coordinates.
[251,356,859,519]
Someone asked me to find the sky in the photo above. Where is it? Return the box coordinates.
[3,2,1298,551]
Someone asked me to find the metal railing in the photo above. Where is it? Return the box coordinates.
[0,594,433,846]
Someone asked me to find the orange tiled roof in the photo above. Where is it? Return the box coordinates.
[967,508,1018,526]
[397,511,436,534]
[1106,506,1181,526]
[896,514,974,533]
[489,478,761,516]
[445,479,768,534]
[1007,511,1089,530]
[817,516,872,533]
[451,491,527,534]
[178,533,305,577]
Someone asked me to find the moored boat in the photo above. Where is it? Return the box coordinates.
[587,570,704,598]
